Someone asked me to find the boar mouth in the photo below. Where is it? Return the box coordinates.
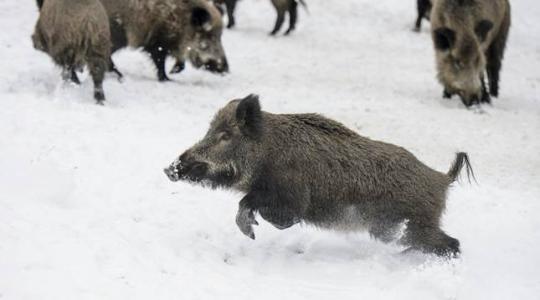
[189,54,228,74]
[164,161,208,183]
[164,161,239,188]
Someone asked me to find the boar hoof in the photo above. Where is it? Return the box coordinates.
[235,207,258,240]
[158,74,171,82]
[481,91,491,104]
[94,90,105,104]
[443,89,453,99]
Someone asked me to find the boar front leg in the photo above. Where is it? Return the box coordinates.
[236,191,302,239]
[144,43,170,82]
[236,194,259,239]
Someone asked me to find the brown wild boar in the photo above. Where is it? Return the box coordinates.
[99,0,229,81]
[164,95,474,257]
[431,0,511,107]
[32,0,111,103]
[414,0,432,32]
[34,0,124,79]
[214,0,307,35]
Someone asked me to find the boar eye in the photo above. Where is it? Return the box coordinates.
[219,131,231,141]
[434,27,455,51]
[475,20,493,42]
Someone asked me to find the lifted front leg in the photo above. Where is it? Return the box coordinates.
[144,44,170,82]
[236,194,259,239]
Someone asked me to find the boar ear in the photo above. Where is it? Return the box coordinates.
[236,94,262,138]
[433,27,455,51]
[191,7,212,31]
[212,1,225,16]
[475,20,493,42]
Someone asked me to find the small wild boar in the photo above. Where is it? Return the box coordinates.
[414,0,432,32]
[431,0,511,107]
[32,0,111,103]
[214,0,307,35]
[165,95,474,257]
[99,0,228,81]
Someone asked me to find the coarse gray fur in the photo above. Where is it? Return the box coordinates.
[431,0,511,107]
[99,0,228,81]
[165,95,474,257]
[32,0,111,103]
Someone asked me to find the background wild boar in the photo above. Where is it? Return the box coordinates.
[431,0,511,107]
[414,0,432,32]
[165,94,474,257]
[99,0,228,82]
[32,0,111,103]
[214,0,308,35]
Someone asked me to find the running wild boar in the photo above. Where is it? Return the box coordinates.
[99,0,228,81]
[165,95,474,257]
[431,0,511,107]
[32,0,111,103]
[214,0,307,35]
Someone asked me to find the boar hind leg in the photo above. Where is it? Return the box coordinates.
[284,0,298,35]
[88,58,107,104]
[270,4,286,35]
[402,223,460,257]
[486,6,510,98]
[144,44,170,82]
[224,0,237,28]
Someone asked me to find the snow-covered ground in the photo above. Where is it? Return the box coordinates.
[1,0,539,299]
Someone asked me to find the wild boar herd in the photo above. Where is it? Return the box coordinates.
[32,0,510,108]
[31,0,512,257]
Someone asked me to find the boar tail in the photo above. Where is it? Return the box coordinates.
[296,0,309,14]
[447,152,475,183]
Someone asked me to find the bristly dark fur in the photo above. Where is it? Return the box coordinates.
[168,95,474,257]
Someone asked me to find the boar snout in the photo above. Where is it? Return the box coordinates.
[204,57,229,74]
[164,153,209,182]
[164,166,180,182]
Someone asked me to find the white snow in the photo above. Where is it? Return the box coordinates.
[1,0,540,299]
